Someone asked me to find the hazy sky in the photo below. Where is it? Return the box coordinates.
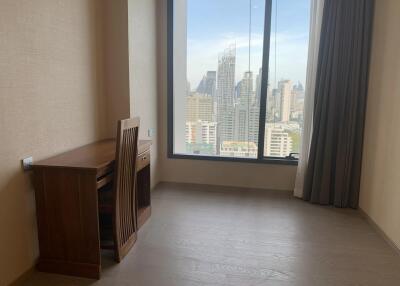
[186,0,311,89]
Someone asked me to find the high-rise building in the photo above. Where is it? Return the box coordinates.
[248,105,260,144]
[291,82,305,121]
[264,124,293,157]
[234,104,248,142]
[216,45,236,148]
[238,71,254,104]
[293,82,305,99]
[220,141,257,158]
[185,120,217,153]
[255,68,262,106]
[235,80,242,103]
[279,80,292,122]
[234,71,259,144]
[197,71,217,99]
[266,87,280,122]
[186,93,214,122]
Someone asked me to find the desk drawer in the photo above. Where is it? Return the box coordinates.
[137,150,150,171]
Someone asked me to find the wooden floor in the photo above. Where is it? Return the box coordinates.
[20,183,400,286]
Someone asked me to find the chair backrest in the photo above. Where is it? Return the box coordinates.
[113,117,140,262]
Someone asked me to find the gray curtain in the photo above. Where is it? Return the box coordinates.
[303,0,375,208]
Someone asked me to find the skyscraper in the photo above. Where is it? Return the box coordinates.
[197,71,217,99]
[186,121,217,145]
[279,80,292,122]
[291,82,305,121]
[255,68,262,106]
[266,87,280,122]
[234,71,259,144]
[235,80,242,103]
[248,105,260,144]
[234,105,248,142]
[238,71,254,104]
[264,124,293,157]
[220,141,257,158]
[186,93,214,122]
[216,45,236,148]
[293,82,305,99]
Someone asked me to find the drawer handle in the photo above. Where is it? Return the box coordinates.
[142,156,147,161]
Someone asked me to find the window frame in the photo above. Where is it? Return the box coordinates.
[167,0,299,166]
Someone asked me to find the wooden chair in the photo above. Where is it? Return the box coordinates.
[99,118,140,262]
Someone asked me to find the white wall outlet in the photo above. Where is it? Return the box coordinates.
[22,157,33,171]
[148,128,155,138]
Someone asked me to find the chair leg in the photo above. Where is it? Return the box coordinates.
[114,250,122,263]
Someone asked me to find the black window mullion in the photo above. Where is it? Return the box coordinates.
[167,0,174,157]
[257,0,273,160]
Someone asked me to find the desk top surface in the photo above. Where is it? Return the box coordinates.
[33,139,151,170]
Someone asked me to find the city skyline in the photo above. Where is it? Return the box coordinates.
[188,67,305,95]
[187,0,311,88]
[174,0,310,158]
[184,43,305,158]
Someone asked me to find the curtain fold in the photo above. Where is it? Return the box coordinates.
[303,0,375,208]
[294,0,325,198]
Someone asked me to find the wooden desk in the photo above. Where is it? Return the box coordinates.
[32,139,151,279]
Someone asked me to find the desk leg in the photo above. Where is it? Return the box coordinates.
[136,164,151,229]
[34,168,101,279]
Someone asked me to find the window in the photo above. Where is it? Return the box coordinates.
[168,0,310,164]
[264,0,310,158]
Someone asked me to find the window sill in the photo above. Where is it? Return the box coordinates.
[168,153,298,166]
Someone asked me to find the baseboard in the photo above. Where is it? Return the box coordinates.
[9,267,35,286]
[359,207,400,256]
[156,181,294,193]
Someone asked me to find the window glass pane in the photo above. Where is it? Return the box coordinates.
[264,0,310,158]
[173,0,266,158]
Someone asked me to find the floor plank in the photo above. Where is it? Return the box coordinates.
[20,183,400,285]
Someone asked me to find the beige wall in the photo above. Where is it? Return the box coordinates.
[157,0,297,191]
[0,0,107,285]
[103,0,131,137]
[0,1,163,283]
[128,0,160,187]
[360,0,400,249]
